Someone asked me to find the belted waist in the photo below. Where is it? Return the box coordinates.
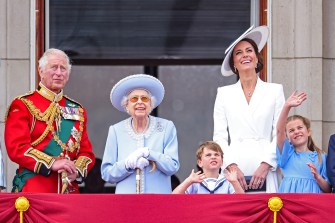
[230,137,268,142]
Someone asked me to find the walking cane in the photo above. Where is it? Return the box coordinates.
[135,161,156,194]
[136,168,141,194]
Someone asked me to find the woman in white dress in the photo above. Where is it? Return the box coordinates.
[213,26,285,193]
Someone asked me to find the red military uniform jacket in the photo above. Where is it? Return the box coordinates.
[5,83,95,193]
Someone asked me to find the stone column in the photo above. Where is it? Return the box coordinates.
[271,0,324,148]
[0,0,32,191]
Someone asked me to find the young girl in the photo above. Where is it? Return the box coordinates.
[172,141,244,194]
[276,91,331,193]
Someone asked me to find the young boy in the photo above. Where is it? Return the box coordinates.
[172,141,244,194]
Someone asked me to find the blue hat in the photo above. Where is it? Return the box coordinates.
[110,74,165,112]
[221,25,269,76]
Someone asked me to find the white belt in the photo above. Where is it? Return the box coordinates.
[231,137,267,142]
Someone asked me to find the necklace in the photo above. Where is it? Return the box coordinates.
[247,91,252,97]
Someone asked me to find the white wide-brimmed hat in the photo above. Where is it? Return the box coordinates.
[221,25,269,76]
[110,74,165,112]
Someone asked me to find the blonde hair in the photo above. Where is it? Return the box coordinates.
[286,115,323,163]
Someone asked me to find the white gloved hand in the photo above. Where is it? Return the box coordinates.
[137,147,149,158]
[125,148,149,170]
[136,157,149,170]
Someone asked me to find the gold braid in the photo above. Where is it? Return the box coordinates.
[20,98,60,146]
[20,98,84,155]
[51,115,84,154]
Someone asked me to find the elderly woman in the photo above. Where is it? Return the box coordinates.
[101,74,180,193]
[213,26,285,193]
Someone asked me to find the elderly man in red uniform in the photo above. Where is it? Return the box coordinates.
[5,48,95,193]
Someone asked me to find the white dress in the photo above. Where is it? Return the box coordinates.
[213,77,285,192]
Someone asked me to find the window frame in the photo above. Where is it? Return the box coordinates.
[35,0,269,82]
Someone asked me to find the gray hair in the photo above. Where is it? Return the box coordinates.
[38,48,72,72]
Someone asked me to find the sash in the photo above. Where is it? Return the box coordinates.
[12,99,77,192]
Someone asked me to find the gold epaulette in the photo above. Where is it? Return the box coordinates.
[15,96,61,146]
[64,95,83,108]
[4,91,34,121]
[17,91,35,99]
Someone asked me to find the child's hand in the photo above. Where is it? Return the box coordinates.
[224,168,238,183]
[187,169,205,184]
[307,162,331,193]
[286,90,307,108]
[307,162,321,180]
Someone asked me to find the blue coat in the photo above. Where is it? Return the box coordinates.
[101,116,179,193]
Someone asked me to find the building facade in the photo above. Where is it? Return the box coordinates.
[1,0,334,190]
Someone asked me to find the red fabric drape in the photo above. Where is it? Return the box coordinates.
[0,193,334,223]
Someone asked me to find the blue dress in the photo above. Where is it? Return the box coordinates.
[276,139,329,193]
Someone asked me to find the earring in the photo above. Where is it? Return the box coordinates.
[234,66,237,72]
[255,62,258,69]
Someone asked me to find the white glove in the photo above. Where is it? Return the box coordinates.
[136,157,149,170]
[138,147,149,158]
[125,148,149,170]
